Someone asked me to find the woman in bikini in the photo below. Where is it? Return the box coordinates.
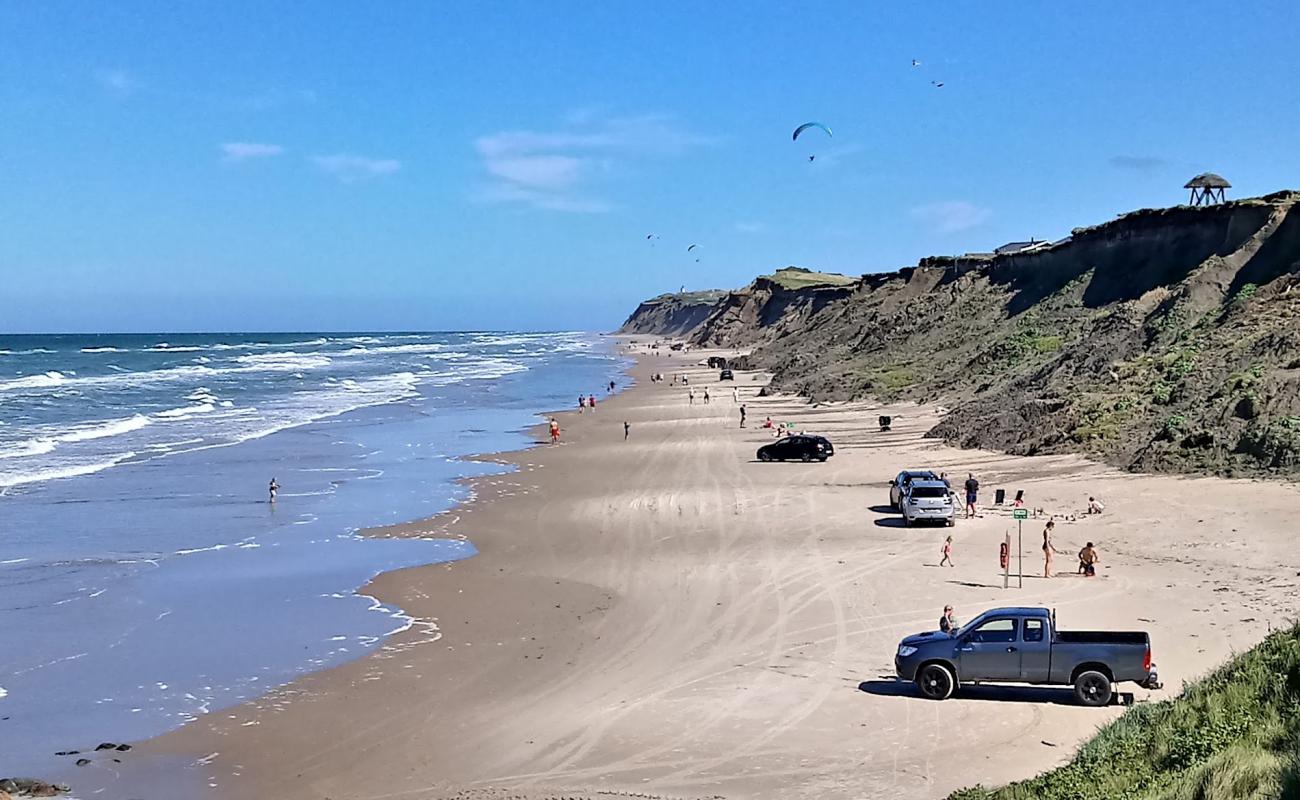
[1042,518,1057,578]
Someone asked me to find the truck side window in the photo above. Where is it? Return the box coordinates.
[1023,619,1044,642]
[970,618,1017,643]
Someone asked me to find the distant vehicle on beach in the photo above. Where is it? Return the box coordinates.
[901,479,955,527]
[756,434,833,462]
[894,606,1162,706]
[707,356,728,368]
[888,469,940,509]
[718,368,734,380]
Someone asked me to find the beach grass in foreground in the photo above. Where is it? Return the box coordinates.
[949,622,1300,800]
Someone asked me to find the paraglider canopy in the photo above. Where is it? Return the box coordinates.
[686,244,699,252]
[792,122,832,141]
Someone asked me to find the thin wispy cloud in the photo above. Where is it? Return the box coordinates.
[910,201,992,234]
[312,153,401,183]
[473,113,716,213]
[220,142,285,163]
[94,68,138,95]
[1108,155,1170,172]
[734,222,766,234]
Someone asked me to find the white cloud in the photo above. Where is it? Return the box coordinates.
[220,142,285,163]
[311,153,401,183]
[910,201,992,234]
[473,113,714,213]
[95,68,137,95]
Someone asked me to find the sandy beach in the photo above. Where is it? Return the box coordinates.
[135,345,1300,800]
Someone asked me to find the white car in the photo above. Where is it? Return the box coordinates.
[902,479,955,527]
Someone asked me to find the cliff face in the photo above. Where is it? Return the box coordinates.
[621,192,1300,477]
[618,290,726,337]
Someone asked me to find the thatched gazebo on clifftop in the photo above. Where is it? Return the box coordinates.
[1185,173,1231,206]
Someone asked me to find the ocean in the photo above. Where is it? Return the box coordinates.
[0,332,626,778]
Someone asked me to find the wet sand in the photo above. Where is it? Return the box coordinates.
[135,345,1300,800]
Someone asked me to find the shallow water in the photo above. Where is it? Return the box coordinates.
[0,331,627,777]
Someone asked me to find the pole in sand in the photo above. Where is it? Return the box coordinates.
[1013,508,1028,588]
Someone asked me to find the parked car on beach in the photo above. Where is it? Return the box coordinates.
[894,606,1162,706]
[756,434,834,462]
[719,368,734,380]
[901,479,955,527]
[888,470,940,509]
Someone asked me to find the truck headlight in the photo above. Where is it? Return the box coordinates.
[898,645,917,657]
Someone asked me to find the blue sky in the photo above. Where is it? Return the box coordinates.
[2,1,1298,333]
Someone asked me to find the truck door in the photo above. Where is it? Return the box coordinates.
[957,617,1021,681]
[1018,617,1052,682]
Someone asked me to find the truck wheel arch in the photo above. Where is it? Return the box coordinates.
[1070,662,1114,684]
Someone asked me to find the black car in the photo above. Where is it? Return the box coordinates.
[757,435,834,463]
[719,368,734,380]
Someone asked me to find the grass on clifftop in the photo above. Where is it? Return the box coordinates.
[948,622,1300,800]
[646,289,727,305]
[765,267,858,290]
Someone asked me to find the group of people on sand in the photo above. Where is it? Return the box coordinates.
[577,394,598,413]
[1040,518,1102,577]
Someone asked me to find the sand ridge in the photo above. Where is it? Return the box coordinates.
[131,345,1300,800]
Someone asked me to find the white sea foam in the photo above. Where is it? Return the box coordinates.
[0,686,7,700]
[235,352,332,371]
[0,439,58,459]
[0,371,66,391]
[80,346,128,353]
[0,453,137,488]
[57,414,152,443]
[155,403,216,419]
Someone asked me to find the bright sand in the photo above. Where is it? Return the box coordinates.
[135,346,1300,800]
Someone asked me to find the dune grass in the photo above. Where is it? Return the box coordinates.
[765,267,858,290]
[948,622,1300,800]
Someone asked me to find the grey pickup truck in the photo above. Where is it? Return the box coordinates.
[894,606,1161,706]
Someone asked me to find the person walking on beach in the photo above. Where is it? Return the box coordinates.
[939,605,958,633]
[963,473,979,518]
[739,404,747,428]
[587,394,596,411]
[703,388,711,404]
[939,535,955,567]
[268,478,279,503]
[549,418,561,444]
[1079,542,1100,576]
[732,387,739,404]
[624,421,630,441]
[1042,518,1058,578]
[578,395,585,413]
[609,380,615,393]
[688,387,695,405]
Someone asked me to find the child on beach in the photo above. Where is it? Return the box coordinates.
[549,418,561,444]
[588,394,596,411]
[1088,496,1105,514]
[939,535,954,567]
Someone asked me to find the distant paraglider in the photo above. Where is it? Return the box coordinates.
[686,244,698,252]
[793,122,832,163]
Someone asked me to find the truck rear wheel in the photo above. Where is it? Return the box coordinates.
[1073,670,1113,707]
[916,663,955,700]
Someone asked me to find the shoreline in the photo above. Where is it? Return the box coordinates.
[119,343,1300,800]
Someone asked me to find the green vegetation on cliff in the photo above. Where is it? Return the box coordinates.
[949,622,1300,800]
[764,266,858,290]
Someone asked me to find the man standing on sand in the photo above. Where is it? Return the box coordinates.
[939,605,958,633]
[963,473,979,518]
[703,388,711,404]
[577,395,585,413]
[739,404,747,428]
[624,421,630,440]
[689,387,695,405]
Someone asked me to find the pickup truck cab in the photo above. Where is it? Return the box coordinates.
[894,606,1161,706]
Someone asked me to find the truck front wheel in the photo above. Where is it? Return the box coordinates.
[1073,670,1113,707]
[916,663,956,700]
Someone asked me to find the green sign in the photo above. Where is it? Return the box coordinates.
[1013,509,1029,520]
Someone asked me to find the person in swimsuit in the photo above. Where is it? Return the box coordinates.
[1079,542,1100,576]
[623,421,630,440]
[549,418,560,444]
[1042,518,1057,578]
[268,478,279,503]
[939,535,955,567]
